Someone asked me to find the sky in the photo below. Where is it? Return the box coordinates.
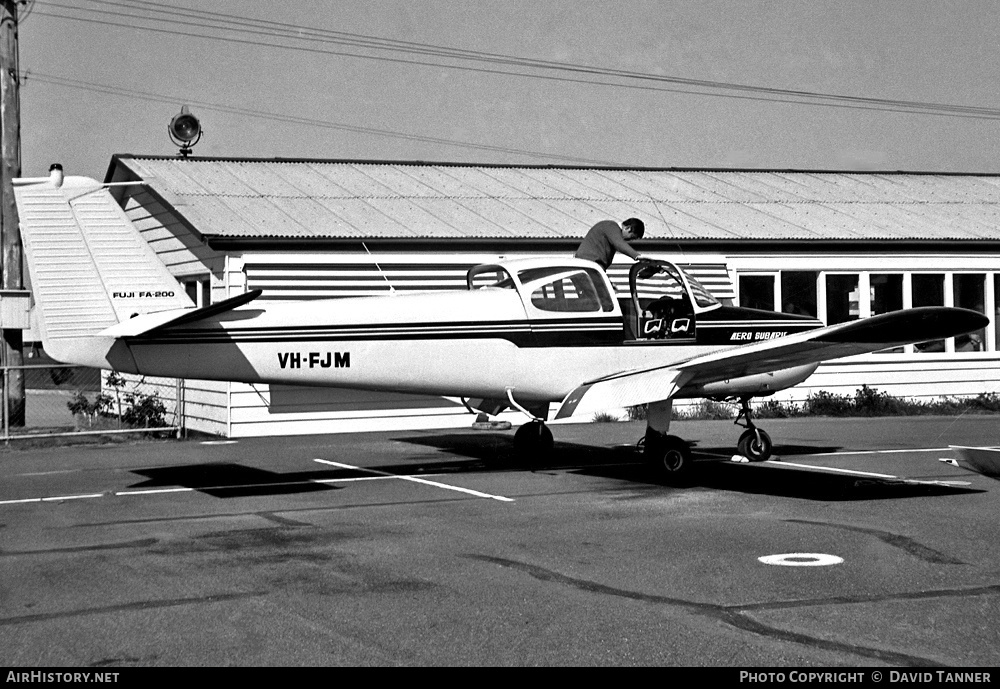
[14,0,1000,181]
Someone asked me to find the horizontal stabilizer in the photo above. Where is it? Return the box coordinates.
[98,290,263,338]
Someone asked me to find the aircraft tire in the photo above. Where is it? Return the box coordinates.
[645,430,694,485]
[513,421,554,461]
[737,429,772,462]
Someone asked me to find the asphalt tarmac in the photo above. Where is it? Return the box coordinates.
[1,415,998,667]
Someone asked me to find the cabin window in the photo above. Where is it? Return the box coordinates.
[780,271,818,317]
[954,274,986,352]
[522,267,613,313]
[825,274,859,325]
[468,266,514,290]
[738,275,774,311]
[912,274,945,353]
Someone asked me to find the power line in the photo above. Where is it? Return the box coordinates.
[23,71,619,165]
[29,0,1000,121]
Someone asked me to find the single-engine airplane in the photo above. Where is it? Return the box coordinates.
[13,171,991,483]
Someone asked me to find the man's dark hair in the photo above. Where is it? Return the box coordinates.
[622,217,645,238]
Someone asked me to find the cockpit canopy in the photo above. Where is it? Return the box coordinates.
[629,259,721,312]
[467,258,720,327]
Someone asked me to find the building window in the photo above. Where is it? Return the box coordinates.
[954,274,986,352]
[871,274,904,353]
[871,274,903,315]
[826,274,859,325]
[182,276,212,308]
[780,271,817,317]
[995,275,1000,352]
[739,274,774,311]
[912,274,945,353]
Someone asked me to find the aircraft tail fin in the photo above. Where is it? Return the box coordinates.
[13,172,193,366]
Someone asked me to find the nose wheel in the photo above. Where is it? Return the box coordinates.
[734,397,772,461]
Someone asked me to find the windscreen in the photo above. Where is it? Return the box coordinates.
[679,269,721,309]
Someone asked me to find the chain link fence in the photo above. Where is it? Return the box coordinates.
[1,364,183,441]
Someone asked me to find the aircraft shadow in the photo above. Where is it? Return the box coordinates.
[399,433,981,502]
[127,434,981,501]
[131,463,343,498]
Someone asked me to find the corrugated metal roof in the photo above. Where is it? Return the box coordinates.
[111,156,1000,242]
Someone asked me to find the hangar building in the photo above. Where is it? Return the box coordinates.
[100,155,1000,437]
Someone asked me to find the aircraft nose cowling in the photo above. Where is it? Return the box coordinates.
[818,306,990,344]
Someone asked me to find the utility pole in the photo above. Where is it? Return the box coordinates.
[0,0,24,428]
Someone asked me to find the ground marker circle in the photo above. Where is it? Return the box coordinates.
[758,553,843,567]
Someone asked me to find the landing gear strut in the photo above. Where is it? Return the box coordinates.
[734,396,772,461]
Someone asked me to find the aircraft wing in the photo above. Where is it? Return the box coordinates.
[555,306,989,420]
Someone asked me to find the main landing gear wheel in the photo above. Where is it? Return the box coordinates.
[513,420,554,462]
[644,429,694,485]
[734,396,773,462]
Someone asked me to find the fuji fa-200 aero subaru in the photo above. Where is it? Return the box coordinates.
[14,172,989,483]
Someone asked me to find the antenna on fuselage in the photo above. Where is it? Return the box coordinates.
[362,241,396,293]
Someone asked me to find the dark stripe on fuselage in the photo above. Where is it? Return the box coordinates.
[129,308,822,349]
[131,317,624,348]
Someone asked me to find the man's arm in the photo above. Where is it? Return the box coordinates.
[607,228,641,260]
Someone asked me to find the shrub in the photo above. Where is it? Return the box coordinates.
[602,387,1000,423]
[804,390,854,416]
[676,399,734,420]
[969,392,1000,413]
[853,384,906,416]
[626,405,647,421]
[754,398,800,418]
[67,372,168,429]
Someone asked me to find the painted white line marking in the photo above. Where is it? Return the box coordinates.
[116,487,196,496]
[201,440,239,445]
[314,459,514,503]
[17,470,81,477]
[809,447,951,457]
[759,553,844,567]
[37,493,104,502]
[1,473,463,507]
[765,460,898,479]
[1,492,106,505]
[313,475,427,484]
[767,459,973,486]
